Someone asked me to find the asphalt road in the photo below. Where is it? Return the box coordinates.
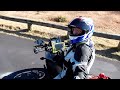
[0,33,120,79]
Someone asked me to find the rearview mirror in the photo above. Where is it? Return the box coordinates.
[34,39,44,46]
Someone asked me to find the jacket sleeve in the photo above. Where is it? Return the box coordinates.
[73,44,93,78]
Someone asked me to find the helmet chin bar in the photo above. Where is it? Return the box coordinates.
[69,32,92,44]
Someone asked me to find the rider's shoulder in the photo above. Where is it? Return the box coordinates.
[75,43,93,53]
[76,43,90,49]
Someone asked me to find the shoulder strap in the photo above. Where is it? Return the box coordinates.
[65,42,93,57]
[65,43,84,56]
[66,45,74,56]
[76,42,94,51]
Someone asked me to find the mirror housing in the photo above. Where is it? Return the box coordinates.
[34,39,44,46]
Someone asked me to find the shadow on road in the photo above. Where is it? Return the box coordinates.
[96,47,120,61]
[0,28,51,42]
[0,27,68,41]
[0,28,119,61]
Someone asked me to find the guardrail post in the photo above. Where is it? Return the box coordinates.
[27,21,32,31]
[118,41,120,51]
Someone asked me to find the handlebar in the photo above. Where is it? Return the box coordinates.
[33,37,70,54]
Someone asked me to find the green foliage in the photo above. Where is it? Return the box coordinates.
[53,16,67,22]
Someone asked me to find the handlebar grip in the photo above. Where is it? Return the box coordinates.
[34,48,39,54]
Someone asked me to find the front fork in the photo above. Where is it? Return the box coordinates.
[46,60,63,79]
[43,51,72,79]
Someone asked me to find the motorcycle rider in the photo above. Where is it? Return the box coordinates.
[63,16,95,79]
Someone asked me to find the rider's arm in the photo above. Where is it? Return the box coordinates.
[73,44,93,79]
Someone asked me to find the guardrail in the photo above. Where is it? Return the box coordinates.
[0,15,68,31]
[0,15,120,41]
[0,15,120,50]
